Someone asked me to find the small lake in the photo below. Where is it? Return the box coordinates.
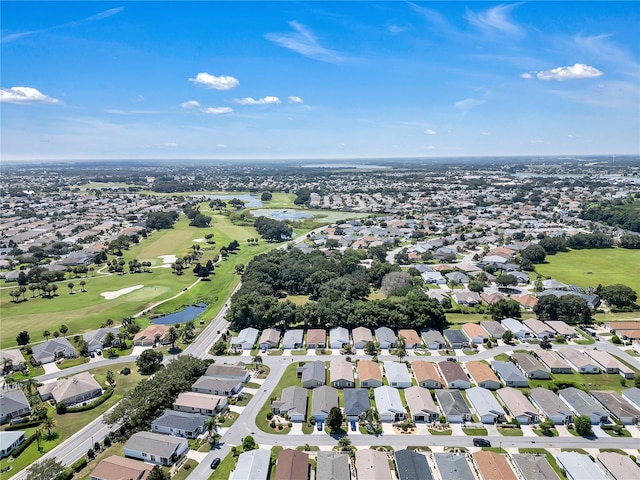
[250,208,314,221]
[152,302,207,325]
[188,194,262,208]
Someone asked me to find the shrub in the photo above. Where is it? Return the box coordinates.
[267,412,274,420]
[67,388,113,413]
[122,367,131,375]
[10,434,36,458]
[270,421,276,428]
[56,403,68,415]
[6,420,42,431]
[70,457,87,473]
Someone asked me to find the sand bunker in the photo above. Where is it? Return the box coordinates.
[158,254,177,264]
[101,285,144,300]
[193,238,206,243]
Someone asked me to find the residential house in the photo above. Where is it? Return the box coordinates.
[355,449,393,480]
[0,349,26,372]
[539,290,600,309]
[522,319,555,339]
[512,353,550,379]
[443,329,468,350]
[491,361,528,387]
[344,388,370,422]
[316,452,351,480]
[511,454,561,480]
[421,271,446,285]
[528,387,573,424]
[480,321,507,339]
[271,386,307,422]
[438,361,470,389]
[465,361,501,390]
[558,350,600,373]
[352,326,373,349]
[204,363,250,382]
[133,325,169,347]
[466,387,506,424]
[421,330,446,350]
[480,291,506,306]
[0,390,31,423]
[312,385,339,423]
[411,361,443,389]
[461,323,490,344]
[374,386,405,422]
[622,387,640,411]
[191,376,241,397]
[374,327,396,349]
[299,361,326,389]
[38,371,102,406]
[556,452,608,480]
[329,327,350,349]
[446,271,469,285]
[383,362,412,389]
[151,410,209,438]
[535,350,572,374]
[230,327,259,351]
[497,387,539,424]
[31,338,76,364]
[472,451,518,480]
[434,453,475,480]
[452,290,481,307]
[83,327,120,353]
[172,392,226,415]
[123,431,188,466]
[258,328,281,350]
[511,294,538,311]
[558,387,608,424]
[545,321,578,339]
[0,431,25,459]
[90,455,153,480]
[395,449,433,480]
[596,452,640,480]
[398,329,422,349]
[232,449,271,480]
[590,390,640,425]
[358,360,383,388]
[500,318,533,339]
[282,329,304,350]
[434,389,472,423]
[306,329,327,349]
[585,350,635,379]
[405,386,439,422]
[330,360,354,388]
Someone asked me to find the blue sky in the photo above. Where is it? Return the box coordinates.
[1,1,639,160]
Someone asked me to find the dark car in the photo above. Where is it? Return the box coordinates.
[473,438,491,447]
[210,457,221,469]
[446,357,456,362]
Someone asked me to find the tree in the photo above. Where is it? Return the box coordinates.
[489,299,521,320]
[42,330,51,341]
[59,324,68,337]
[25,458,65,480]
[42,415,55,437]
[106,370,116,387]
[260,191,273,201]
[502,330,515,344]
[167,326,179,350]
[364,340,378,357]
[80,280,86,292]
[205,415,219,443]
[326,406,344,433]
[574,415,593,437]
[534,277,544,296]
[395,335,407,362]
[136,349,164,374]
[211,340,227,356]
[67,282,74,293]
[337,436,352,450]
[242,435,257,451]
[362,407,380,431]
[380,271,413,296]
[16,330,30,346]
[182,322,195,343]
[252,354,263,373]
[598,284,637,308]
[235,264,245,275]
[520,244,546,263]
[496,273,518,287]
[147,465,170,480]
[468,279,485,293]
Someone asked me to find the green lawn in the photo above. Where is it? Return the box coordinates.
[528,371,630,394]
[535,247,640,296]
[428,428,452,435]
[173,459,198,480]
[209,452,236,480]
[255,362,303,434]
[56,356,90,369]
[462,428,488,436]
[497,427,523,436]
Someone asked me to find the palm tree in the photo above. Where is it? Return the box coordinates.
[106,370,115,387]
[395,336,407,363]
[167,327,179,350]
[43,330,51,341]
[204,416,219,444]
[104,332,116,347]
[67,282,74,294]
[252,355,263,373]
[182,322,195,343]
[362,407,380,431]
[79,280,86,292]
[59,324,68,337]
[23,378,37,396]
[51,284,58,296]
[42,415,55,437]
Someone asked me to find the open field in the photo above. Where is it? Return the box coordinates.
[535,248,640,295]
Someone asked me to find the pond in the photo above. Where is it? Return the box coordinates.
[249,208,313,221]
[188,193,262,208]
[152,302,207,325]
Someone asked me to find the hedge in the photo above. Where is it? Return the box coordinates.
[66,388,113,413]
[6,420,42,431]
[11,434,37,458]
[69,457,87,472]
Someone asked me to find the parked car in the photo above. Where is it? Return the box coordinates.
[473,438,491,447]
[446,357,456,362]
[210,457,221,469]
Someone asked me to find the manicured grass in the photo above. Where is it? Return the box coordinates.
[462,428,488,436]
[56,355,90,369]
[209,451,236,480]
[428,428,452,435]
[482,447,508,454]
[173,459,198,480]
[533,427,558,437]
[498,427,523,436]
[218,411,240,427]
[535,247,640,296]
[528,371,630,394]
[284,295,310,305]
[255,362,302,434]
[245,382,261,389]
[602,427,631,437]
[574,328,595,345]
[493,353,511,362]
[292,349,308,355]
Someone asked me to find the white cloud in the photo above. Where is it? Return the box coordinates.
[521,72,533,79]
[0,86,60,104]
[216,144,227,148]
[535,63,603,81]
[481,132,491,136]
[232,96,281,105]
[287,96,304,104]
[136,95,145,102]
[265,21,348,63]
[165,142,177,148]
[453,98,485,111]
[467,3,523,36]
[181,100,201,109]
[189,73,239,90]
[204,107,232,114]
[424,129,436,135]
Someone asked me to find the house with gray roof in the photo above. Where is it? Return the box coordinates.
[124,431,188,466]
[374,327,396,349]
[529,387,573,424]
[230,327,259,351]
[0,431,25,459]
[622,387,640,410]
[500,318,533,338]
[585,350,635,379]
[511,454,560,480]
[383,362,412,389]
[512,353,550,379]
[590,390,640,425]
[0,390,31,424]
[434,389,472,423]
[404,386,439,423]
[31,337,76,364]
[329,327,350,349]
[434,453,475,480]
[395,449,433,480]
[271,386,308,422]
[491,361,528,387]
[421,271,446,285]
[204,363,249,382]
[352,326,373,349]
[151,410,209,438]
[83,327,120,353]
[0,349,26,372]
[556,452,607,480]
[539,290,600,309]
[522,319,555,339]
[466,387,506,424]
[497,387,540,424]
[480,321,506,339]
[374,386,405,422]
[558,350,600,373]
[330,360,354,388]
[535,350,572,374]
[344,388,369,422]
[316,452,351,480]
[233,448,271,480]
[355,448,392,480]
[443,329,468,349]
[38,371,102,406]
[452,290,480,307]
[446,271,469,285]
[597,452,640,480]
[299,360,326,389]
[191,376,242,397]
[312,386,339,423]
[282,329,304,350]
[439,361,470,389]
[421,330,446,350]
[558,387,609,424]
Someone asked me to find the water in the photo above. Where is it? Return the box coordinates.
[152,302,207,325]
[188,194,262,208]
[250,208,313,220]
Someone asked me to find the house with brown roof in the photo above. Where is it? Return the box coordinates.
[357,360,383,388]
[398,329,422,348]
[472,451,518,480]
[330,360,355,388]
[535,350,572,374]
[411,360,443,389]
[438,361,470,389]
[497,387,540,424]
[511,294,538,310]
[258,328,281,350]
[355,449,393,480]
[306,329,326,349]
[522,319,555,339]
[465,361,501,390]
[172,392,226,415]
[405,386,439,422]
[462,323,490,344]
[133,325,169,346]
[545,321,578,339]
[90,455,152,480]
[274,448,309,480]
[352,326,373,349]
